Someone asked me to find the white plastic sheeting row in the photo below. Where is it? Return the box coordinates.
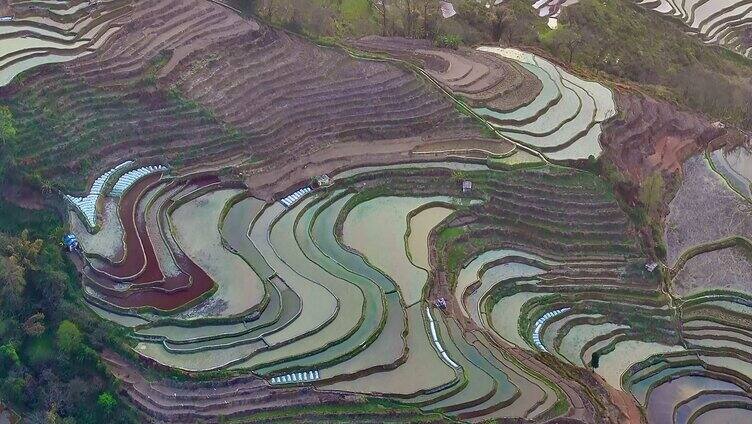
[110,165,168,197]
[269,370,320,385]
[279,187,312,208]
[426,307,460,368]
[532,307,570,352]
[65,161,133,228]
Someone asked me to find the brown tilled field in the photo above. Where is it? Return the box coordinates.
[665,154,752,268]
[2,0,485,191]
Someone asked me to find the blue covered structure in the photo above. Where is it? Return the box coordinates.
[63,234,79,252]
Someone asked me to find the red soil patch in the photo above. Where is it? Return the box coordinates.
[83,176,219,312]
[89,174,165,282]
[600,92,737,184]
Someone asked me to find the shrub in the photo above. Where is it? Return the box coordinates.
[0,377,25,404]
[0,105,16,141]
[0,342,19,375]
[435,34,462,49]
[97,392,117,415]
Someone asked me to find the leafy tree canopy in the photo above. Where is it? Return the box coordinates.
[56,320,83,355]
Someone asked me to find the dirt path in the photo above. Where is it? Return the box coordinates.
[242,135,503,200]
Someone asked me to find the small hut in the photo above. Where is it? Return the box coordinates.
[314,174,331,188]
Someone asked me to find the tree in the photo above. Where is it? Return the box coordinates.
[418,0,436,38]
[23,312,46,337]
[540,24,582,64]
[56,321,83,355]
[97,392,117,415]
[402,0,415,37]
[497,7,525,46]
[0,255,26,303]
[0,342,20,373]
[4,230,43,270]
[373,0,388,35]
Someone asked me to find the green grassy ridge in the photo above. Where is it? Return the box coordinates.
[669,236,752,278]
[623,351,701,385]
[448,220,636,262]
[484,282,667,314]
[231,397,449,423]
[685,399,752,423]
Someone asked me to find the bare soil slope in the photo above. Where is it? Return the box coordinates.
[600,92,733,183]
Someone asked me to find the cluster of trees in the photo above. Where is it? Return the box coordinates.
[538,0,752,130]
[241,0,529,45]
[0,105,134,422]
[0,227,130,423]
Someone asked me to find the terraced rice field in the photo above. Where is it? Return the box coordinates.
[350,36,543,112]
[9,1,743,423]
[622,148,752,422]
[608,177,752,422]
[57,139,749,422]
[473,47,616,161]
[665,154,752,273]
[65,156,728,423]
[350,38,616,162]
[0,0,128,86]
